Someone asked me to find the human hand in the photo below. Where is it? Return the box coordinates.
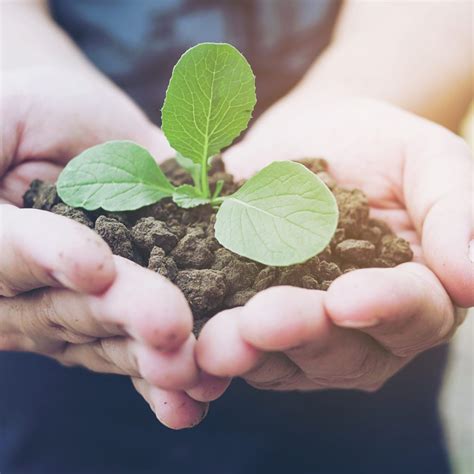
[0,68,228,428]
[197,97,472,392]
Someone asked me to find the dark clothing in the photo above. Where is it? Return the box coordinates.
[0,1,450,473]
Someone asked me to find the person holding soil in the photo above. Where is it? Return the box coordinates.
[1,1,472,473]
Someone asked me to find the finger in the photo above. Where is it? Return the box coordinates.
[132,378,209,430]
[133,335,199,390]
[91,257,193,352]
[196,308,263,377]
[186,371,231,403]
[325,263,456,357]
[403,130,473,307]
[239,286,398,389]
[60,336,200,390]
[0,205,115,295]
[58,337,138,376]
[242,352,305,391]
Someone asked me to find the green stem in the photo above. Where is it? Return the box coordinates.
[211,196,225,206]
[200,158,210,197]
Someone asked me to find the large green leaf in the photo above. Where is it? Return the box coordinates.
[161,43,256,166]
[215,161,339,266]
[57,141,174,211]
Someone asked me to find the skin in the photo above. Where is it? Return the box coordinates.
[1,0,472,429]
[197,0,473,390]
[0,1,229,430]
[197,96,473,390]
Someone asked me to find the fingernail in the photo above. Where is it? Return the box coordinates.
[337,318,380,328]
[469,240,474,264]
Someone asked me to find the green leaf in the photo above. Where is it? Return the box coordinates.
[172,185,211,208]
[215,161,339,266]
[211,179,225,200]
[57,141,175,211]
[161,43,256,167]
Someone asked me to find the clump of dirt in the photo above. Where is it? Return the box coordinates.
[24,158,413,332]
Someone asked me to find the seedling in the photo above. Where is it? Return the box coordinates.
[57,43,338,266]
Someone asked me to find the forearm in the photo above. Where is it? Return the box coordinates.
[297,0,473,131]
[1,0,105,80]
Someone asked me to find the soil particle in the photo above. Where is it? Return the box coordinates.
[95,216,135,260]
[298,158,329,174]
[379,234,413,264]
[171,227,214,269]
[224,289,257,308]
[320,281,333,291]
[333,187,370,237]
[148,246,178,281]
[175,269,227,317]
[359,225,383,245]
[341,262,360,273]
[318,246,333,262]
[277,258,319,287]
[24,180,60,211]
[211,248,259,293]
[51,203,94,228]
[131,217,178,254]
[254,267,278,292]
[335,239,376,266]
[368,218,392,237]
[25,157,413,331]
[301,275,320,290]
[318,261,343,281]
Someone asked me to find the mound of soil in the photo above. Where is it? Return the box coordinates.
[24,158,413,333]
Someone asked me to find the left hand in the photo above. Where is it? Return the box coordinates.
[196,97,472,392]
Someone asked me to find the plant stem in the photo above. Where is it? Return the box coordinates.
[201,159,210,197]
[211,196,225,206]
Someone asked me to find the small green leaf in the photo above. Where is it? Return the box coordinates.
[215,161,339,266]
[212,179,225,200]
[161,43,256,166]
[172,185,211,208]
[57,141,174,211]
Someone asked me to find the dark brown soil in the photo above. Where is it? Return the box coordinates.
[24,158,413,333]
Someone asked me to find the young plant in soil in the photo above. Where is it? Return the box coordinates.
[56,43,339,266]
[25,43,413,328]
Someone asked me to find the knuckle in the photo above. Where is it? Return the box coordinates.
[21,289,92,345]
[245,364,301,391]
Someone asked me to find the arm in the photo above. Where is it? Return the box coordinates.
[2,0,107,72]
[297,0,473,131]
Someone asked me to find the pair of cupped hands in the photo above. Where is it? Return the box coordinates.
[1,68,472,429]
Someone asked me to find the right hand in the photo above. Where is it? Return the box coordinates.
[0,65,229,429]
